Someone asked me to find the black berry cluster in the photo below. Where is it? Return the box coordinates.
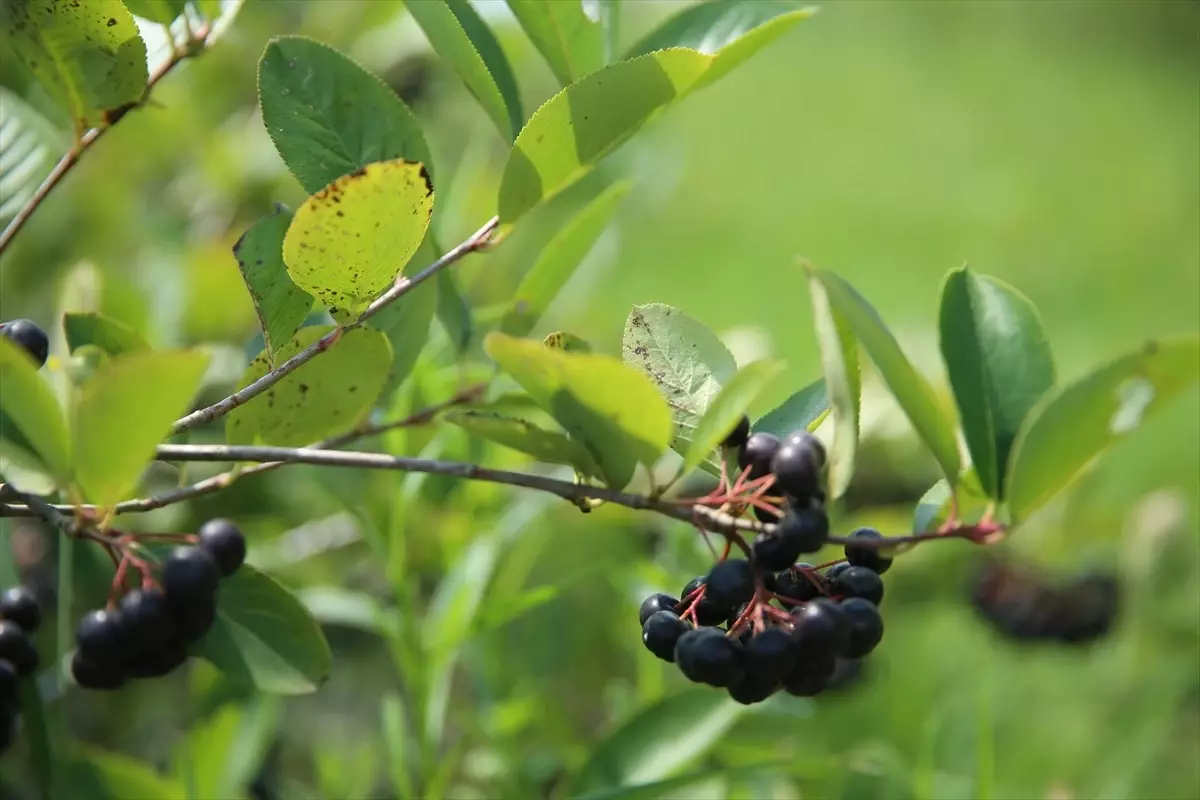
[0,586,42,755]
[71,519,246,691]
[970,556,1120,645]
[0,319,49,369]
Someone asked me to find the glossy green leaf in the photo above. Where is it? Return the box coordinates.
[233,204,314,364]
[501,181,630,337]
[913,479,952,533]
[0,86,67,223]
[123,0,186,24]
[622,303,737,467]
[72,350,208,506]
[810,269,961,485]
[753,378,830,437]
[225,326,392,447]
[259,36,434,194]
[0,0,147,132]
[62,312,149,357]
[498,48,712,225]
[405,0,523,139]
[544,331,593,353]
[571,689,747,796]
[282,158,434,315]
[505,0,604,86]
[436,268,474,352]
[193,564,332,694]
[445,410,602,477]
[62,746,186,800]
[681,359,784,478]
[807,273,860,499]
[485,332,673,489]
[939,267,1055,499]
[0,337,71,482]
[1007,337,1200,522]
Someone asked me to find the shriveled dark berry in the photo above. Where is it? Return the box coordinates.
[70,651,126,691]
[680,577,727,627]
[197,519,247,577]
[0,621,38,676]
[840,598,884,657]
[638,593,679,626]
[0,587,41,633]
[174,594,217,644]
[723,415,751,449]
[776,564,823,602]
[674,627,744,687]
[727,669,778,705]
[0,319,50,368]
[744,627,797,684]
[75,610,125,666]
[844,528,892,574]
[642,610,690,662]
[737,432,780,481]
[705,559,756,612]
[776,507,828,555]
[118,588,174,651]
[781,649,836,697]
[770,432,824,499]
[791,598,850,658]
[831,565,884,606]
[162,546,220,607]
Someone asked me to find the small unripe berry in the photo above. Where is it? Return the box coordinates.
[737,432,781,481]
[642,611,690,662]
[0,587,41,633]
[0,621,38,676]
[0,319,50,368]
[844,528,893,574]
[638,593,679,626]
[704,559,756,612]
[840,598,884,657]
[831,565,884,606]
[197,519,247,577]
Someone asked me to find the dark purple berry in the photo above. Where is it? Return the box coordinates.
[744,626,797,684]
[674,627,744,687]
[118,588,174,651]
[776,507,829,555]
[831,565,884,606]
[128,637,189,679]
[776,564,823,602]
[0,319,49,368]
[770,432,824,498]
[791,598,850,658]
[0,621,38,676]
[70,651,126,691]
[705,559,756,612]
[752,528,803,572]
[723,415,751,449]
[824,562,851,581]
[844,528,892,574]
[174,594,217,644]
[642,611,690,662]
[781,649,836,697]
[197,519,247,577]
[638,593,679,626]
[737,432,780,481]
[839,598,884,657]
[75,610,125,666]
[0,587,41,633]
[162,546,220,607]
[782,430,826,470]
[727,669,779,705]
[680,577,727,627]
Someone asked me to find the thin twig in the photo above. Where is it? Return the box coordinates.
[0,22,214,258]
[169,216,500,436]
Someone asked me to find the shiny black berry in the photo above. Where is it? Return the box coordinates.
[0,621,38,676]
[737,432,781,481]
[0,319,50,368]
[174,594,217,643]
[75,610,125,666]
[638,593,679,626]
[723,415,751,449]
[775,565,824,602]
[705,559,756,612]
[727,669,779,705]
[844,528,892,574]
[782,430,826,470]
[831,565,884,606]
[129,637,189,679]
[770,431,824,499]
[744,626,797,684]
[162,546,220,607]
[642,611,690,662]
[70,651,126,691]
[680,577,727,626]
[824,562,851,581]
[674,627,744,687]
[777,507,829,555]
[840,598,885,657]
[118,588,174,651]
[0,587,41,633]
[781,649,836,697]
[752,524,804,572]
[197,519,247,577]
[791,598,850,657]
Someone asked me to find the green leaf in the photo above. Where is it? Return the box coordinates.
[498,48,712,225]
[225,326,392,447]
[807,273,860,499]
[1007,337,1200,522]
[193,564,332,694]
[500,181,630,338]
[282,158,434,316]
[0,337,71,483]
[621,303,736,467]
[436,268,474,353]
[0,0,147,132]
[681,359,784,478]
[72,350,208,506]
[173,700,280,800]
[445,410,602,476]
[62,312,149,357]
[505,0,604,86]
[299,586,396,636]
[570,689,747,796]
[381,693,414,800]
[753,378,830,437]
[0,86,67,223]
[544,331,593,353]
[368,274,438,399]
[233,204,314,365]
[405,0,523,140]
[597,0,620,63]
[809,269,961,485]
[122,0,187,24]
[485,332,673,489]
[574,766,785,800]
[939,267,1055,499]
[913,479,952,533]
[259,35,434,194]
[62,746,186,800]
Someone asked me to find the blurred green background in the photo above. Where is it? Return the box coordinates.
[1,1,1198,798]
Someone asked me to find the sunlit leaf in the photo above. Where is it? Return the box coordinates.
[0,87,67,223]
[233,204,313,364]
[62,312,149,357]
[123,0,186,25]
[753,378,829,437]
[62,746,186,800]
[505,0,604,86]
[806,274,859,499]
[681,359,784,478]
[445,410,602,477]
[0,337,71,483]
